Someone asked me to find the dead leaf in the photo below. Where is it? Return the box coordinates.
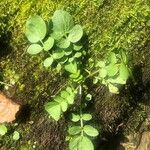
[0,93,20,123]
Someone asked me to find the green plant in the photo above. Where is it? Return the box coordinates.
[92,49,131,93]
[67,86,99,150]
[0,123,20,141]
[25,10,99,150]
[12,131,20,141]
[45,86,77,121]
[25,10,84,82]
[25,9,132,150]
[0,124,7,136]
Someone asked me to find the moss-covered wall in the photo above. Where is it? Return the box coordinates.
[0,0,150,149]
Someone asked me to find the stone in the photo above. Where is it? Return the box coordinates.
[0,93,20,123]
[137,131,150,150]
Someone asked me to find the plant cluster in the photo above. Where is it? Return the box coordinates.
[92,49,131,93]
[68,113,98,149]
[45,86,77,121]
[0,124,20,141]
[25,10,99,150]
[67,86,99,150]
[25,9,132,150]
[25,10,84,82]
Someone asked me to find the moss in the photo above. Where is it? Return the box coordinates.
[1,0,149,54]
[123,103,147,135]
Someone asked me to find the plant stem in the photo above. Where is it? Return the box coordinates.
[80,115,84,136]
[84,70,100,80]
[78,85,84,136]
[40,40,44,47]
[52,82,67,97]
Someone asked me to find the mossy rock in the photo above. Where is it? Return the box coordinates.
[0,0,150,149]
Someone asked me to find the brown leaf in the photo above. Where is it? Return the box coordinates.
[0,93,20,123]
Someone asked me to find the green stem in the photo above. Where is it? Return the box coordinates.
[80,115,84,136]
[52,82,67,97]
[40,40,44,47]
[84,70,100,81]
[78,85,84,136]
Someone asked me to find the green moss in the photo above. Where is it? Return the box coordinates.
[1,0,149,53]
[123,103,149,135]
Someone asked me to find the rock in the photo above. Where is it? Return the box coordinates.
[0,93,20,123]
[120,131,150,150]
[137,131,150,150]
